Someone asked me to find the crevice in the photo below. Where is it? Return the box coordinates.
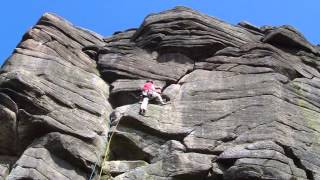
[275,120,309,134]
[82,45,101,61]
[275,142,314,180]
[108,132,153,163]
[0,87,48,115]
[302,59,320,75]
[216,158,237,173]
[98,67,143,84]
[108,90,141,109]
[184,146,222,156]
[175,65,196,85]
[156,44,222,61]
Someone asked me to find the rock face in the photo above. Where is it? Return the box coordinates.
[0,13,111,179]
[1,6,320,180]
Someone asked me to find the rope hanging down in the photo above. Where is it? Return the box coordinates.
[88,116,122,180]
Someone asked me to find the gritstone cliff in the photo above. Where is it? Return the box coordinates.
[1,6,320,180]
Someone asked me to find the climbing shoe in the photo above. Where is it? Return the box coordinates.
[139,109,146,115]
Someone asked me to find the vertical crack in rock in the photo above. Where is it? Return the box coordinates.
[276,143,315,180]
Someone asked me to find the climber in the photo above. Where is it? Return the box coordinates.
[139,80,166,115]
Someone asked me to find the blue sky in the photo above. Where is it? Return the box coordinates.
[1,1,319,65]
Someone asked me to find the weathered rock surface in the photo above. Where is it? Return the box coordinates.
[102,160,148,176]
[0,156,16,179]
[1,6,320,180]
[1,12,111,179]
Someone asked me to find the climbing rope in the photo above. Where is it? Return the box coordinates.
[97,117,122,180]
[88,162,97,180]
[89,92,171,179]
[88,114,121,180]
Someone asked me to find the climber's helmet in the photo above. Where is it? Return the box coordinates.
[146,80,154,84]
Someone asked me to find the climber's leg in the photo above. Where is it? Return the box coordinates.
[140,97,149,115]
[151,91,166,105]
